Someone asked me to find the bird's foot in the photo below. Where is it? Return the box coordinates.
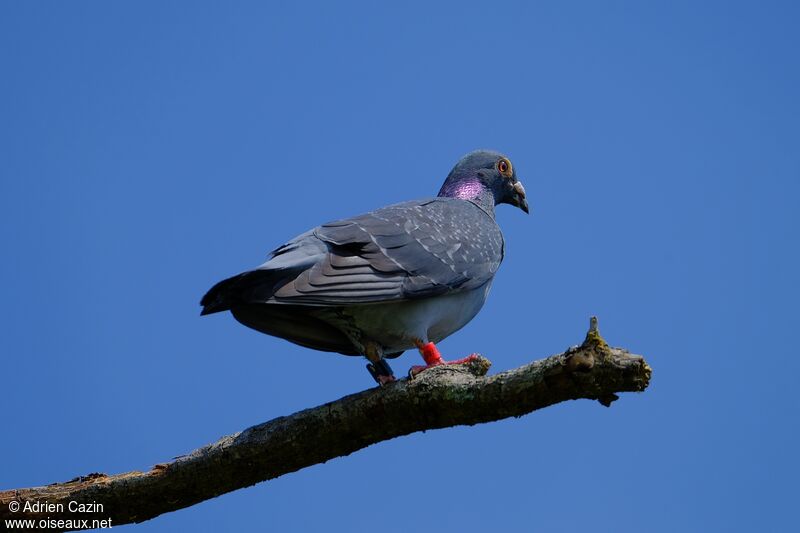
[366,359,396,386]
[408,341,480,378]
[376,374,396,386]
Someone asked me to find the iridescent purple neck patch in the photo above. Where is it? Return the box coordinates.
[444,178,483,200]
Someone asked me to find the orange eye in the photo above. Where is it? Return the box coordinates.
[497,158,512,176]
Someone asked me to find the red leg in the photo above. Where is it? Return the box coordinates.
[409,341,480,378]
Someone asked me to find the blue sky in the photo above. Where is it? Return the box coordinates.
[1,1,798,531]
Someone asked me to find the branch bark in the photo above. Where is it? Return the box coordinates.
[1,318,651,531]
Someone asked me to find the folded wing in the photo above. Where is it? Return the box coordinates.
[200,198,504,312]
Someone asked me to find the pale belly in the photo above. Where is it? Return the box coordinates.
[315,281,493,354]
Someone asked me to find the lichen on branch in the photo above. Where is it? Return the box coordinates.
[0,317,650,531]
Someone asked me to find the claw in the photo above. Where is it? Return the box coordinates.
[408,364,429,379]
[366,360,395,386]
[409,350,481,378]
[378,375,396,386]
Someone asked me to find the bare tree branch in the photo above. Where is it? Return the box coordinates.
[1,318,651,531]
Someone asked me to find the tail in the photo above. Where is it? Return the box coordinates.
[200,269,297,315]
[200,273,244,315]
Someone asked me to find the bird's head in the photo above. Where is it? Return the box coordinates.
[438,150,529,215]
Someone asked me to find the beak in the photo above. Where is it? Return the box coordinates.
[512,180,530,214]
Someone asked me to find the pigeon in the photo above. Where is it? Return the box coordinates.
[201,150,529,385]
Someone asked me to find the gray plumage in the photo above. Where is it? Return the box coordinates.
[201,150,528,365]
